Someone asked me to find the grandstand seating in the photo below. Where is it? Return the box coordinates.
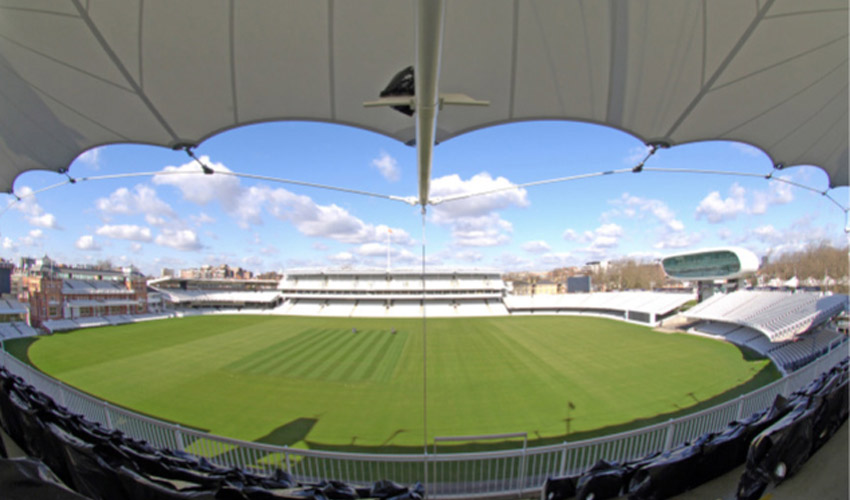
[688,318,847,374]
[0,322,38,340]
[685,290,848,341]
[504,291,693,324]
[156,271,695,323]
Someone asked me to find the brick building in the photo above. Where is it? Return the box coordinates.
[15,257,148,327]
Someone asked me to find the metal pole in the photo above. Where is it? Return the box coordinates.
[414,0,446,207]
[421,206,429,498]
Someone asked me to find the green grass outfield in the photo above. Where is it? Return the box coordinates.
[10,315,780,453]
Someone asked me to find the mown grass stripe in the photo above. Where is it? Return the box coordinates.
[252,328,345,376]
[263,329,345,377]
[290,329,371,380]
[356,331,402,382]
[17,315,779,451]
[224,327,321,371]
[343,330,394,381]
[324,330,388,382]
[228,328,332,374]
[311,330,375,381]
[372,331,409,383]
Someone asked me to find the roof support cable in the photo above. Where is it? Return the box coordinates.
[0,179,71,217]
[642,167,849,212]
[631,142,663,173]
[225,171,417,205]
[822,191,850,213]
[58,169,77,184]
[429,168,635,206]
[175,144,215,175]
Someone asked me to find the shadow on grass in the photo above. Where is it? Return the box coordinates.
[2,336,39,366]
[254,417,318,446]
[5,331,783,456]
[306,363,782,455]
[197,418,320,466]
[733,342,769,362]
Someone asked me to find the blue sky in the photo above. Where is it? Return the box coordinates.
[1,120,847,276]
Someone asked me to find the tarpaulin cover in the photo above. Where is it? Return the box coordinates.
[626,394,796,500]
[116,465,219,500]
[542,475,578,500]
[50,422,127,500]
[1,1,848,197]
[627,436,707,499]
[575,459,630,500]
[0,370,425,499]
[317,480,360,499]
[738,361,849,499]
[809,368,849,452]
[0,456,90,500]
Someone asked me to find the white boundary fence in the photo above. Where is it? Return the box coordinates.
[1,342,847,499]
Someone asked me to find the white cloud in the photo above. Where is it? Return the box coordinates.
[20,229,44,247]
[11,186,60,229]
[522,240,551,254]
[241,255,264,268]
[28,213,59,229]
[454,250,483,263]
[653,232,701,250]
[768,178,794,205]
[564,223,625,255]
[430,173,528,219]
[538,252,574,268]
[610,193,684,232]
[498,252,533,271]
[357,242,388,257]
[129,243,143,253]
[190,212,216,226]
[2,237,17,251]
[145,214,168,226]
[624,145,653,165]
[695,183,748,223]
[595,223,623,238]
[155,229,202,251]
[154,159,411,245]
[731,143,764,158]
[153,156,242,210]
[328,251,355,265]
[96,185,175,218]
[96,224,153,242]
[75,235,101,251]
[449,213,513,247]
[752,224,781,243]
[572,223,624,257]
[76,147,102,169]
[371,151,401,182]
[429,173,527,247]
[259,245,279,256]
[259,186,414,245]
[750,180,794,214]
[697,180,793,221]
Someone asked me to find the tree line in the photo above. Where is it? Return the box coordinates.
[505,241,848,293]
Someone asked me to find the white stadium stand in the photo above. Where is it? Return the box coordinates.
[686,290,849,373]
[150,270,695,324]
[685,290,848,341]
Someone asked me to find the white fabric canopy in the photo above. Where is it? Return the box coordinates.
[0,0,846,199]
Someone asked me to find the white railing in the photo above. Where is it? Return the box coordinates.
[1,343,847,499]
